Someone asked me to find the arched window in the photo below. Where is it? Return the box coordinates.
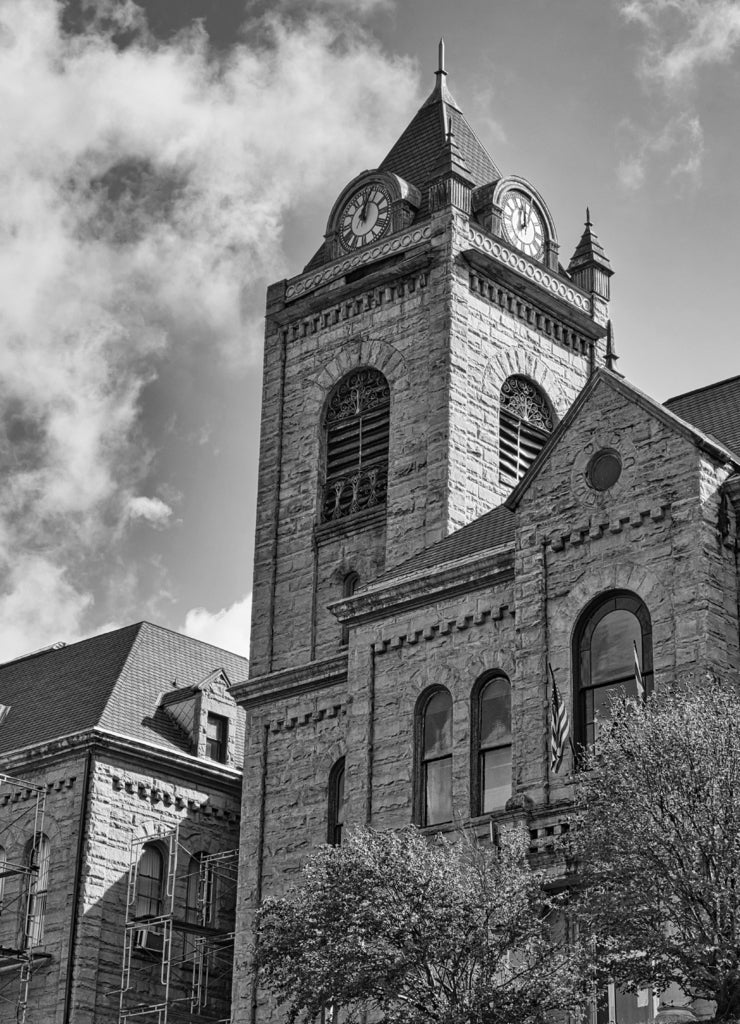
[340,572,359,646]
[472,675,512,815]
[499,375,553,484]
[24,834,49,948]
[417,689,453,826]
[135,843,164,921]
[322,368,390,522]
[575,591,653,747]
[328,758,346,846]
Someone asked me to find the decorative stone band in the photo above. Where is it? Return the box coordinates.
[373,603,513,655]
[285,225,433,301]
[547,505,670,553]
[466,226,592,316]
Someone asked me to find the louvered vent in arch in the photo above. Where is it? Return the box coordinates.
[322,368,390,522]
[499,375,553,485]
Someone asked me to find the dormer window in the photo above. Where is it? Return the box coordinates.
[206,713,228,763]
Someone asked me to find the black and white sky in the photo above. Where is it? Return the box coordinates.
[1,0,738,660]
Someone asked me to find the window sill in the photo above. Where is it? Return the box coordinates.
[315,506,386,544]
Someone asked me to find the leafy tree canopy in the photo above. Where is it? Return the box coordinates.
[257,825,582,1024]
[573,678,740,1022]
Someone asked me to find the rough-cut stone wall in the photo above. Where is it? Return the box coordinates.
[76,754,241,1024]
[249,209,603,679]
[513,376,740,805]
[0,755,86,1024]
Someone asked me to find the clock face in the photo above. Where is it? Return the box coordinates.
[339,184,391,251]
[502,191,545,260]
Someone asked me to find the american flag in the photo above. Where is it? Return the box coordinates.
[549,664,570,773]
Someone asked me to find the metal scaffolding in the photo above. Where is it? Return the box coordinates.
[118,827,238,1023]
[0,772,49,1024]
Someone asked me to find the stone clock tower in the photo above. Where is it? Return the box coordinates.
[248,45,613,679]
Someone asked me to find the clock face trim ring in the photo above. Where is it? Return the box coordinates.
[502,190,545,260]
[339,184,392,251]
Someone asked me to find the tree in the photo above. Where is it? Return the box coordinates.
[256,825,582,1024]
[572,678,740,1022]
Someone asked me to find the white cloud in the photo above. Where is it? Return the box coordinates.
[182,594,252,659]
[621,0,740,86]
[0,0,417,657]
[617,112,704,190]
[126,495,174,527]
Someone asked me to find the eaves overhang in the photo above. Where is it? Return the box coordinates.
[329,544,515,627]
[231,653,348,710]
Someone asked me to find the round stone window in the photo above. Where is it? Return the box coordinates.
[586,449,622,491]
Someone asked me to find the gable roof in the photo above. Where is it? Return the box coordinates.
[506,368,740,510]
[380,72,500,212]
[0,622,248,759]
[378,504,515,584]
[664,375,740,458]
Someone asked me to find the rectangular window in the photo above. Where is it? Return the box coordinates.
[206,713,228,763]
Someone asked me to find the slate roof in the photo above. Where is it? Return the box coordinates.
[380,73,500,205]
[0,622,248,759]
[664,375,740,459]
[378,504,515,584]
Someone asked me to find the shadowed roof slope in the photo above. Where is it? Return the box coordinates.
[664,376,740,459]
[379,504,515,584]
[0,622,248,758]
[380,65,500,201]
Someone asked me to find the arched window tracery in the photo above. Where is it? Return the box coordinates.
[499,375,553,484]
[322,368,390,522]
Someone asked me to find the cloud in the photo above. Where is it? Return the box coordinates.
[126,495,174,527]
[182,594,252,659]
[620,0,740,87]
[617,112,704,189]
[0,0,418,661]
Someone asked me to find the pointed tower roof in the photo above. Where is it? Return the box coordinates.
[568,208,612,273]
[380,40,500,197]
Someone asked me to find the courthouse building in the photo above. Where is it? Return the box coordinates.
[231,49,740,1024]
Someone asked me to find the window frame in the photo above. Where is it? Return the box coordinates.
[23,833,50,949]
[414,687,454,827]
[470,672,512,816]
[327,757,346,846]
[205,712,228,764]
[340,572,359,646]
[573,590,653,749]
[134,842,165,922]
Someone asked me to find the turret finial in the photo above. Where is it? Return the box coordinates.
[605,319,619,371]
[585,206,592,228]
[437,38,446,77]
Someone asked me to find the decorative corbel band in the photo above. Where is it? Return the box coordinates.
[373,603,513,655]
[270,702,345,735]
[548,505,669,553]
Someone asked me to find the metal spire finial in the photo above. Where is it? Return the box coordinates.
[437,38,446,76]
[585,206,592,228]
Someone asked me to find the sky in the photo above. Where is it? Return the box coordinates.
[0,0,738,663]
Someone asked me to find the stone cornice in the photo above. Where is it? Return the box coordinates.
[329,546,515,626]
[284,225,434,303]
[0,728,242,796]
[231,653,348,709]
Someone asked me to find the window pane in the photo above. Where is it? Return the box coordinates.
[591,609,641,685]
[423,691,452,758]
[136,846,163,919]
[206,713,227,762]
[481,746,512,812]
[480,678,511,747]
[425,757,452,825]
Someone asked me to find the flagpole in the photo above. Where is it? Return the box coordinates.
[542,539,551,805]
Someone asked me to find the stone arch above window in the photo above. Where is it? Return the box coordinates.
[322,368,390,522]
[499,375,553,485]
[574,590,653,749]
[415,687,453,827]
[470,673,512,816]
